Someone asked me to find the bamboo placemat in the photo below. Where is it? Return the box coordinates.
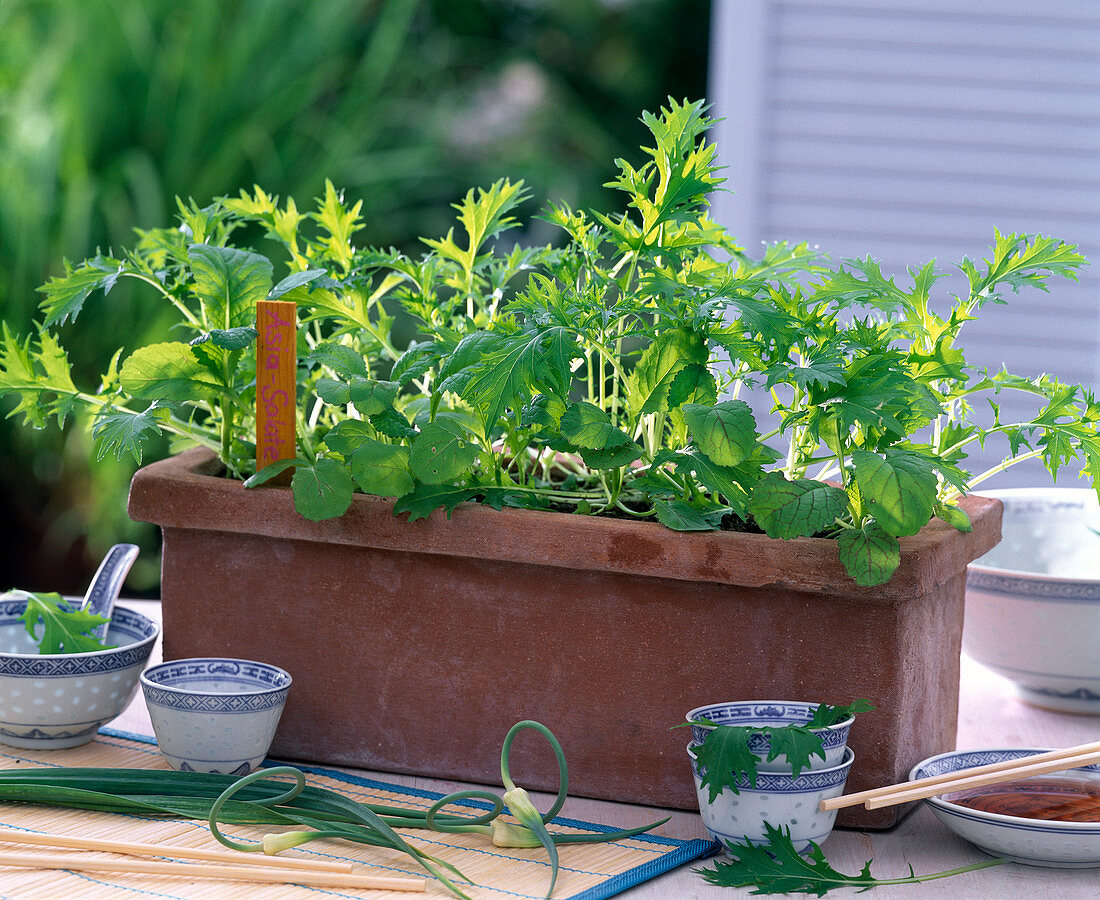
[0,729,714,899]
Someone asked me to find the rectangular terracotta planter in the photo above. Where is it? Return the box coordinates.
[128,448,1001,829]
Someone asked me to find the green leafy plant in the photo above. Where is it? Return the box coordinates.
[5,589,113,654]
[696,823,1006,895]
[2,99,1097,585]
[686,701,874,799]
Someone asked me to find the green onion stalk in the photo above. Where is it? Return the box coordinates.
[0,720,666,899]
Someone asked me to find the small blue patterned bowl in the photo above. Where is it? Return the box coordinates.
[912,748,1100,867]
[688,742,855,853]
[0,601,159,749]
[140,657,292,775]
[685,701,853,772]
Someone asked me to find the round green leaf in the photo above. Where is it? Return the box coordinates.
[349,378,399,416]
[851,449,937,537]
[291,458,354,521]
[119,342,225,402]
[837,522,901,586]
[409,419,478,484]
[683,400,757,466]
[748,472,847,539]
[349,440,414,498]
[559,401,631,450]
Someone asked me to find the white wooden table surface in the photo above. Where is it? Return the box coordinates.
[113,599,1098,899]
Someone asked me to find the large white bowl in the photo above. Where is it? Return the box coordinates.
[912,748,1100,867]
[965,488,1100,713]
[0,600,159,748]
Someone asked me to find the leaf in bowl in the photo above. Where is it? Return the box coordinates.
[7,589,114,654]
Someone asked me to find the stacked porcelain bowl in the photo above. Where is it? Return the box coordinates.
[685,700,856,852]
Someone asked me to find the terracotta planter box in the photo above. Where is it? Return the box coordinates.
[128,448,1001,829]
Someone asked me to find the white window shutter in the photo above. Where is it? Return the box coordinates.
[708,0,1100,487]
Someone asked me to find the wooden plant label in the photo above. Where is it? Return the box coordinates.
[256,299,297,481]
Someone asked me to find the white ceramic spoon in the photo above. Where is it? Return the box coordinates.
[81,543,139,643]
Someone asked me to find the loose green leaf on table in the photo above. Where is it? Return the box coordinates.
[697,823,1007,895]
[9,590,114,654]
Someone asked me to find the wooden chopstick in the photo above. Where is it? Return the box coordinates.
[0,826,354,873]
[820,740,1100,812]
[0,851,427,891]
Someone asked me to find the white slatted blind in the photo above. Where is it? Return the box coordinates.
[709,0,1100,487]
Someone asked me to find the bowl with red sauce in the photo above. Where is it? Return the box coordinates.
[911,748,1100,867]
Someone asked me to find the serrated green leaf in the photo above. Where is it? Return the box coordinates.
[291,457,355,521]
[370,406,417,440]
[521,393,566,429]
[675,452,757,518]
[459,326,577,428]
[808,699,875,728]
[0,326,81,428]
[119,342,227,402]
[837,521,901,586]
[765,728,826,779]
[348,440,414,498]
[392,482,486,522]
[666,363,717,410]
[305,342,370,379]
[579,441,641,470]
[409,419,478,483]
[90,406,161,463]
[653,499,723,531]
[188,243,273,329]
[10,590,113,654]
[37,255,125,328]
[749,472,847,539]
[691,726,760,801]
[626,327,708,418]
[683,400,758,467]
[315,378,351,406]
[189,327,258,351]
[349,378,399,417]
[269,268,326,301]
[559,401,632,450]
[851,449,937,537]
[935,500,972,533]
[390,341,437,386]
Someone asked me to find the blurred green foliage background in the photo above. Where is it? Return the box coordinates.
[0,0,710,595]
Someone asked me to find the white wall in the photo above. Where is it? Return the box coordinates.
[708,0,1100,487]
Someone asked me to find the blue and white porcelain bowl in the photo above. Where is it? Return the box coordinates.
[140,657,291,775]
[965,488,1100,713]
[912,748,1100,867]
[688,742,855,853]
[0,601,159,749]
[685,701,853,772]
